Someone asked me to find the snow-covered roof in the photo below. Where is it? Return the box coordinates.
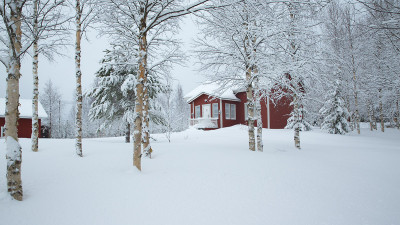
[0,98,48,119]
[184,83,241,103]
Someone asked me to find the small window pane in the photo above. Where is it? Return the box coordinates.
[225,103,230,119]
[195,105,201,118]
[231,104,236,120]
[212,103,218,118]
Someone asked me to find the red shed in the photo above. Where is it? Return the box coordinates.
[0,98,48,138]
[184,84,292,130]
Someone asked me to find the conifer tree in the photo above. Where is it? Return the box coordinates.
[320,81,351,134]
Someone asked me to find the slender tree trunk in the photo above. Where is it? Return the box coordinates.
[246,66,255,152]
[125,122,130,143]
[352,59,360,134]
[396,98,399,129]
[367,100,374,131]
[379,89,384,132]
[143,86,152,157]
[293,96,301,149]
[75,0,83,156]
[256,97,263,152]
[6,1,23,201]
[371,102,377,130]
[31,0,39,152]
[254,80,263,152]
[133,8,147,171]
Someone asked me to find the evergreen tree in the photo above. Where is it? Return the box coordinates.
[320,82,351,134]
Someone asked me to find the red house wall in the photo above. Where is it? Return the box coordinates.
[0,117,42,138]
[221,99,240,128]
[188,92,292,129]
[190,94,222,127]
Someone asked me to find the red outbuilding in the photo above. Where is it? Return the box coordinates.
[0,98,48,138]
[185,84,292,130]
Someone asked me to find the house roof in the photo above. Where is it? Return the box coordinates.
[0,98,48,119]
[184,83,242,103]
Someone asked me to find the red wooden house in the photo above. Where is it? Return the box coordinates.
[185,84,292,130]
[0,98,48,138]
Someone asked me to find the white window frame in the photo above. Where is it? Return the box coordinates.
[230,104,236,120]
[195,105,201,118]
[212,103,219,118]
[225,103,237,120]
[0,126,4,138]
[225,103,230,119]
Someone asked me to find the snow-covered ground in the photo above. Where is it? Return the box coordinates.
[1,126,399,225]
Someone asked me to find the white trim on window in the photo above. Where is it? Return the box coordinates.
[225,103,236,120]
[225,103,230,119]
[231,104,236,120]
[212,103,219,118]
[195,105,201,118]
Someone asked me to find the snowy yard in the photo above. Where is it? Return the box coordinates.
[0,126,399,225]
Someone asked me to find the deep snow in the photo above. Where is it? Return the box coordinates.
[0,126,399,225]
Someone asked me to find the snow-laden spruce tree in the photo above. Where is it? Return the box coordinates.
[86,47,136,143]
[320,81,351,134]
[94,0,211,171]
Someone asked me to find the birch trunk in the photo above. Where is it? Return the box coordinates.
[293,97,301,149]
[352,60,360,134]
[6,1,23,201]
[256,98,263,152]
[367,100,374,131]
[396,98,399,129]
[379,89,384,132]
[125,123,130,143]
[75,0,83,156]
[246,66,255,152]
[133,8,147,171]
[143,86,152,158]
[371,102,377,130]
[31,0,39,152]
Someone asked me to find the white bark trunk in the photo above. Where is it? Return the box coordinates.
[75,0,83,156]
[379,89,384,132]
[6,1,24,200]
[133,9,147,171]
[31,0,39,152]
[256,100,263,152]
[246,80,255,152]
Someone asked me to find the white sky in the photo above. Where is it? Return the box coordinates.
[0,15,204,102]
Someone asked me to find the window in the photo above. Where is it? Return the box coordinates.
[195,105,201,118]
[225,103,230,119]
[231,104,236,120]
[225,103,237,120]
[212,103,219,118]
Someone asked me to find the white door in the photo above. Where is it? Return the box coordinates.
[202,104,211,118]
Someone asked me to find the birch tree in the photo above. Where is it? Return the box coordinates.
[0,0,26,201]
[96,0,211,171]
[28,0,69,151]
[74,0,96,156]
[196,0,280,152]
